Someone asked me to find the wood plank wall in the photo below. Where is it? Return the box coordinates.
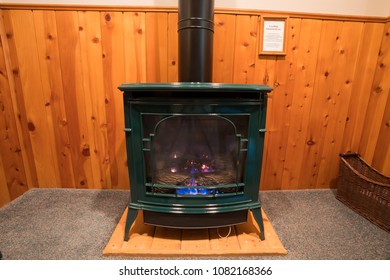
[0,6,389,206]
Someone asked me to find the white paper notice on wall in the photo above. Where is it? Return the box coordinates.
[262,20,285,52]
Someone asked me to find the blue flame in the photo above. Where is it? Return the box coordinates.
[176,187,215,196]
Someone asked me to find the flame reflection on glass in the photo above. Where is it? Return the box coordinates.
[176,187,215,196]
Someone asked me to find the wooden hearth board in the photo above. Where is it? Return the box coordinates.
[103,209,287,257]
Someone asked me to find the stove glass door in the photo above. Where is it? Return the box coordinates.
[142,115,249,197]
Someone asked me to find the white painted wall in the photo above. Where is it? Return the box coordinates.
[1,0,390,17]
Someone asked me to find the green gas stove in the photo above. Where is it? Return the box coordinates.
[119,82,271,241]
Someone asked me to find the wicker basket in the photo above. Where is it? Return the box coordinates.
[336,153,390,232]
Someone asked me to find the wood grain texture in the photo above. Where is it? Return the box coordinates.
[167,12,178,82]
[145,12,168,82]
[103,209,287,256]
[0,11,29,201]
[213,14,236,83]
[1,10,39,191]
[55,11,93,189]
[315,21,364,188]
[7,10,60,188]
[368,22,390,176]
[359,22,390,162]
[79,11,112,189]
[0,8,389,206]
[232,15,258,83]
[261,17,295,190]
[123,12,146,82]
[341,23,385,154]
[280,19,321,189]
[100,11,129,189]
[33,10,75,188]
[0,154,11,205]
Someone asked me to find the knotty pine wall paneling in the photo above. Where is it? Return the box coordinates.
[360,22,390,171]
[300,20,363,189]
[212,14,236,83]
[279,19,322,189]
[55,11,95,189]
[0,6,389,207]
[100,11,129,189]
[0,13,29,202]
[123,12,146,83]
[341,23,385,159]
[2,10,51,194]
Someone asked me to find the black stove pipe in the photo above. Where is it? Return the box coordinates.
[178,0,214,82]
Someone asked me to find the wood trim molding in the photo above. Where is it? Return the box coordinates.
[0,3,389,23]
[0,4,178,12]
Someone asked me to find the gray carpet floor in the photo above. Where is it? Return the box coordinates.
[0,188,389,260]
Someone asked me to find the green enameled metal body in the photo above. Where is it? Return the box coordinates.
[119,82,272,241]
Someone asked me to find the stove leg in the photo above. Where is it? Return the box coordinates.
[251,208,265,241]
[124,207,138,242]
